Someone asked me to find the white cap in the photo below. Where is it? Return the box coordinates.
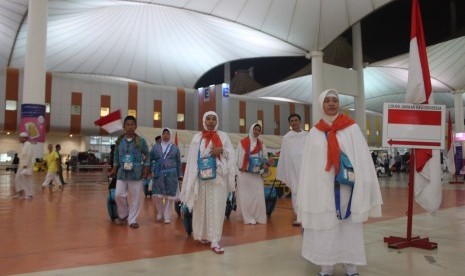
[19,132,28,138]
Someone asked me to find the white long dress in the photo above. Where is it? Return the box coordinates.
[180,131,235,243]
[275,129,307,215]
[235,139,268,224]
[297,124,383,265]
[15,141,35,197]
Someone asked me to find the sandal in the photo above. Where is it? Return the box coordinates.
[114,217,127,225]
[129,223,139,228]
[211,246,224,254]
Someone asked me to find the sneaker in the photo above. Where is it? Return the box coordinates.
[292,220,301,226]
[156,214,163,221]
[23,196,33,200]
[164,219,171,224]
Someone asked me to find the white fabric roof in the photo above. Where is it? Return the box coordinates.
[0,0,393,88]
[247,35,465,120]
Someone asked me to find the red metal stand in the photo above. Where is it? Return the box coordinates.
[383,149,438,250]
[449,172,464,185]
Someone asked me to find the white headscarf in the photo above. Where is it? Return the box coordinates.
[202,111,219,131]
[248,123,261,146]
[319,89,340,124]
[160,127,171,152]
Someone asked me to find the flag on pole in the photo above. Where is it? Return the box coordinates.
[405,0,442,214]
[174,131,179,146]
[447,111,456,175]
[94,110,123,133]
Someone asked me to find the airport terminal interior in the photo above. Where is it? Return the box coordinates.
[1,1,465,275]
[0,170,464,276]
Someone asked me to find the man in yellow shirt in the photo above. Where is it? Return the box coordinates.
[41,144,63,191]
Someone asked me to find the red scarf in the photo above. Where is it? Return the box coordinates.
[201,130,223,149]
[314,114,355,174]
[240,137,262,171]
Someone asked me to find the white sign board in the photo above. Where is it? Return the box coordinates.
[382,103,445,149]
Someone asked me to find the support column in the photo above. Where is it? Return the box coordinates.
[20,0,48,159]
[453,91,464,132]
[22,0,48,104]
[224,62,231,84]
[309,51,323,125]
[352,22,367,137]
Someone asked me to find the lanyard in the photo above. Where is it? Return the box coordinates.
[325,131,354,220]
[248,145,261,161]
[162,144,172,161]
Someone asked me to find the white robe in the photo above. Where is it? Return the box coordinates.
[15,141,35,196]
[235,139,268,224]
[275,129,307,214]
[180,131,235,243]
[297,124,383,265]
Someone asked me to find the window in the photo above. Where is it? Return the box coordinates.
[128,109,137,118]
[71,105,81,115]
[45,103,51,113]
[100,107,109,117]
[153,111,161,121]
[239,118,245,127]
[5,100,17,111]
[304,124,310,131]
[177,113,184,122]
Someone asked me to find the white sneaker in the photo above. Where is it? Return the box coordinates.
[23,196,33,200]
[156,214,163,221]
[164,219,171,224]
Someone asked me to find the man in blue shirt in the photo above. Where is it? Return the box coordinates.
[111,116,150,229]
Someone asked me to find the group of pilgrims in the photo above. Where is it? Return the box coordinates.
[110,89,383,276]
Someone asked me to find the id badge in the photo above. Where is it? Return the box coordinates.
[200,167,213,179]
[123,155,133,170]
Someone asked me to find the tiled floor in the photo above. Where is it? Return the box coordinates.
[1,170,464,276]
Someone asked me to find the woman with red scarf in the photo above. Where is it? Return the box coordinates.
[235,123,269,224]
[180,111,236,254]
[297,89,383,276]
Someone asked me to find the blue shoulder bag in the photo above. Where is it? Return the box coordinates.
[197,139,217,180]
[325,132,355,220]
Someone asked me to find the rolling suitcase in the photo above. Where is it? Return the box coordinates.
[264,179,278,217]
[107,188,118,221]
[143,178,152,198]
[181,203,193,236]
[225,191,237,219]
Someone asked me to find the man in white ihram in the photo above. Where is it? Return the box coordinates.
[276,113,307,226]
[13,132,36,199]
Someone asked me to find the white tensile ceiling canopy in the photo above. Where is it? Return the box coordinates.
[247,35,465,118]
[0,0,393,88]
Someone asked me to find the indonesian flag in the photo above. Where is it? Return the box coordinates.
[405,0,442,214]
[447,111,456,175]
[94,110,123,133]
[174,131,179,146]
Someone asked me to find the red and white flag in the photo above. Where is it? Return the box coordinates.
[94,110,123,133]
[174,131,179,146]
[447,111,456,175]
[405,0,442,214]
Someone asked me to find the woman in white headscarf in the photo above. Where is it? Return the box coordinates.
[297,89,383,276]
[235,123,269,224]
[180,111,236,254]
[149,128,183,224]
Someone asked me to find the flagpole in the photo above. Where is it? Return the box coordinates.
[384,149,437,249]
